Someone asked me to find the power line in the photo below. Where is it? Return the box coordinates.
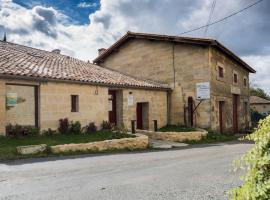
[204,0,216,36]
[178,0,264,36]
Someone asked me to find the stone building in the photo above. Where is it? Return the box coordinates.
[0,41,170,135]
[250,96,270,116]
[94,32,256,133]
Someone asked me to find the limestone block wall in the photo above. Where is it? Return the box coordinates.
[210,47,250,132]
[0,80,5,135]
[121,88,168,130]
[39,82,108,131]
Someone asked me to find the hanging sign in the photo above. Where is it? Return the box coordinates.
[7,93,17,106]
[196,82,210,100]
[127,95,133,106]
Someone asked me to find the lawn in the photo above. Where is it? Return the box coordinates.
[159,125,196,132]
[185,132,239,144]
[0,131,134,160]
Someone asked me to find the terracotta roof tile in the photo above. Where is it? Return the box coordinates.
[0,41,170,90]
[250,96,270,104]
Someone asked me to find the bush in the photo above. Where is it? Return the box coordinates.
[42,128,57,136]
[58,118,70,134]
[101,120,113,130]
[83,122,97,134]
[6,124,39,137]
[113,124,128,134]
[69,121,82,135]
[230,116,270,200]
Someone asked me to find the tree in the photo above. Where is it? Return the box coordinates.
[230,116,270,200]
[250,87,270,100]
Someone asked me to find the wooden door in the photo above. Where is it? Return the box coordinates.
[108,90,117,125]
[219,101,224,133]
[136,103,143,129]
[188,97,193,126]
[232,94,238,133]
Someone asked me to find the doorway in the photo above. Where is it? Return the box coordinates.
[108,90,117,125]
[219,101,225,133]
[232,94,238,133]
[136,102,149,130]
[188,97,194,126]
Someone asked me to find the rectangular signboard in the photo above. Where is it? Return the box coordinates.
[7,93,17,106]
[196,82,210,100]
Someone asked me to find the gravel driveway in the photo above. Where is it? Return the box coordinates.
[0,142,252,200]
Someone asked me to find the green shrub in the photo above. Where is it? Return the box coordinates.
[58,118,70,134]
[69,121,82,135]
[113,124,128,134]
[6,124,39,137]
[101,120,113,130]
[42,128,57,136]
[83,122,97,134]
[230,116,270,200]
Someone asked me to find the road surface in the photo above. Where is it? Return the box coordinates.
[0,142,252,200]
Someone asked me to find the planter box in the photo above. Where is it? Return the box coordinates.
[17,144,47,155]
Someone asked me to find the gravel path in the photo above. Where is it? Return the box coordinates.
[0,142,252,200]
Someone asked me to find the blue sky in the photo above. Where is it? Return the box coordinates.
[13,0,100,24]
[0,0,270,92]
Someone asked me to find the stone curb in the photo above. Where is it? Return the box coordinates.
[17,144,47,155]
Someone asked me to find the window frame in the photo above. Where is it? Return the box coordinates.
[71,95,79,112]
[233,72,238,84]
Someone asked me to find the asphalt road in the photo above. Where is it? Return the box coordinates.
[0,142,252,200]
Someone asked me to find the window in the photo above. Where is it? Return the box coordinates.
[243,77,247,87]
[233,73,238,83]
[71,95,79,112]
[218,66,224,78]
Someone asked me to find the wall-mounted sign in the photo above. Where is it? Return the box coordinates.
[196,82,210,100]
[108,100,113,111]
[7,93,17,106]
[128,95,133,106]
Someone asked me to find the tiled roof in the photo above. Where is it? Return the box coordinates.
[0,41,170,90]
[250,96,270,104]
[93,31,256,73]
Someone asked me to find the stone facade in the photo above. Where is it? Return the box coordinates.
[98,38,251,133]
[0,79,168,135]
[251,104,270,115]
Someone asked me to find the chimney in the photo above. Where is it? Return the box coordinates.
[51,49,61,54]
[98,48,106,55]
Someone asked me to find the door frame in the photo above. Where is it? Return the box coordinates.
[108,90,117,125]
[219,101,224,133]
[232,94,238,133]
[136,103,143,129]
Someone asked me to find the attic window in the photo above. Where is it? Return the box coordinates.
[218,66,224,78]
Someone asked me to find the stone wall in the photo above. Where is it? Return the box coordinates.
[39,82,109,131]
[251,104,270,115]
[138,129,207,142]
[120,88,168,130]
[210,47,250,132]
[50,133,148,153]
[0,80,5,135]
[0,79,168,135]
[100,39,211,127]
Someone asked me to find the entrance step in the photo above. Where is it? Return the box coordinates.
[150,139,188,149]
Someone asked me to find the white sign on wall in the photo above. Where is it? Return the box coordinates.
[127,95,133,106]
[196,82,210,100]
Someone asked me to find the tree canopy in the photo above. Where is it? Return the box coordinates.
[250,87,270,100]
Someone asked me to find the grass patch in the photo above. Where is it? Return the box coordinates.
[185,132,239,144]
[0,131,134,160]
[159,125,196,132]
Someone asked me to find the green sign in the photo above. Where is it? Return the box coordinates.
[7,93,17,106]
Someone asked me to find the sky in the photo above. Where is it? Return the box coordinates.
[0,0,270,92]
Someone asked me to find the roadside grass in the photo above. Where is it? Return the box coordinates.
[0,131,134,160]
[159,125,196,132]
[185,132,239,145]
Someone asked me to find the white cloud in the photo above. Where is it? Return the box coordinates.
[77,2,98,8]
[0,0,269,93]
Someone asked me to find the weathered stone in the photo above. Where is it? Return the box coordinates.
[138,129,207,142]
[50,133,148,154]
[17,144,47,155]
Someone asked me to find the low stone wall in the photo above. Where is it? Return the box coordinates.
[138,129,207,142]
[50,133,148,154]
